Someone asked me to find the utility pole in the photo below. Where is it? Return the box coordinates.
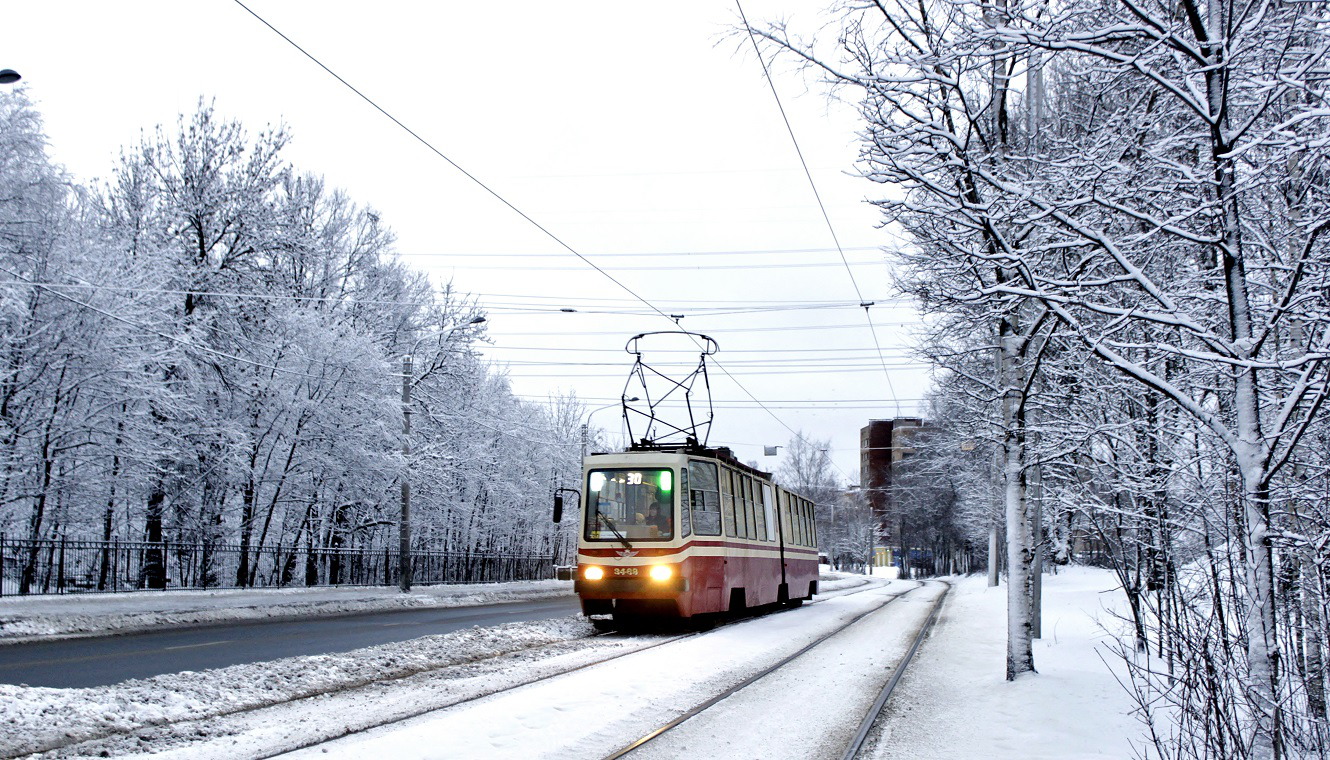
[399,354,412,592]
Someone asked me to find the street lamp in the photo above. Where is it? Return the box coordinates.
[581,397,638,459]
[399,315,487,593]
[0,70,20,85]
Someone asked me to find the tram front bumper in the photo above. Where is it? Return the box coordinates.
[574,577,688,596]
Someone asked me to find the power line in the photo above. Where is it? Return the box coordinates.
[735,0,902,425]
[482,345,915,355]
[428,260,887,272]
[231,1,898,470]
[519,395,925,404]
[401,245,886,259]
[500,367,922,378]
[0,280,905,316]
[232,0,672,327]
[498,322,918,337]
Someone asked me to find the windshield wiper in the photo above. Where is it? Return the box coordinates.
[595,507,632,550]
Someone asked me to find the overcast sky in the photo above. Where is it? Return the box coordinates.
[3,1,931,480]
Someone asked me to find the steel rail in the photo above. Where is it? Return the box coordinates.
[243,631,693,760]
[839,580,951,760]
[39,629,669,760]
[258,580,891,759]
[600,581,928,760]
[48,579,894,759]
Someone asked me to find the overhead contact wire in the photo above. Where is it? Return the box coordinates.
[232,1,853,474]
[232,0,670,326]
[734,0,901,414]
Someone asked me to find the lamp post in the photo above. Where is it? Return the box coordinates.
[399,315,486,593]
[0,70,20,85]
[581,397,638,459]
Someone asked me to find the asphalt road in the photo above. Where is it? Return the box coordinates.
[0,596,582,688]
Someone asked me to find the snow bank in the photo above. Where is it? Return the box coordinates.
[0,615,598,757]
[0,580,575,640]
[866,566,1139,759]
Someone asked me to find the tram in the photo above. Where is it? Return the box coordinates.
[558,442,819,622]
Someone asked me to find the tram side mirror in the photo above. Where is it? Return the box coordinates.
[553,494,564,524]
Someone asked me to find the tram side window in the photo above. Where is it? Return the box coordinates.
[750,479,760,537]
[798,500,809,546]
[746,479,758,540]
[744,479,755,537]
[792,500,803,548]
[786,495,798,546]
[679,467,692,537]
[761,484,775,542]
[752,480,767,541]
[803,501,814,547]
[793,501,802,546]
[688,460,720,536]
[732,474,744,539]
[808,502,818,546]
[722,469,737,538]
[777,490,789,543]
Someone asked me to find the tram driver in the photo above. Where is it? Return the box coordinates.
[645,502,671,537]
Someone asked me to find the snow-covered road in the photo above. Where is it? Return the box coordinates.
[280,578,934,760]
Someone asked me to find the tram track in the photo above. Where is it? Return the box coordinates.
[34,577,890,759]
[29,629,678,760]
[839,580,950,760]
[256,578,893,759]
[267,578,897,760]
[602,579,949,760]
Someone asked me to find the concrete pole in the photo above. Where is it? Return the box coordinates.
[399,354,412,592]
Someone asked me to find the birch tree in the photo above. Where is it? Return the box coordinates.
[756,0,1330,753]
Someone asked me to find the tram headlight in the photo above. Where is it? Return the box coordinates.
[649,564,673,582]
[583,566,605,581]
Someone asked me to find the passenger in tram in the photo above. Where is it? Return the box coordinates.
[645,503,672,537]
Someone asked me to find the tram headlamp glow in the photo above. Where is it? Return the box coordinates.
[583,566,605,581]
[649,565,673,581]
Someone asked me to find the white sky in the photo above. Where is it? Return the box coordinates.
[2,1,931,480]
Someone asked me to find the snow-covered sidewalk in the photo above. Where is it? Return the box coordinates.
[867,566,1140,759]
[0,580,576,641]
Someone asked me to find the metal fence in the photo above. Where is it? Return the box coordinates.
[0,534,554,596]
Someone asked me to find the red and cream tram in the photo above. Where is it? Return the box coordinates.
[566,444,819,622]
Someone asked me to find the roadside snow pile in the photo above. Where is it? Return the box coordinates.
[0,615,597,758]
[0,580,574,640]
[865,566,1138,759]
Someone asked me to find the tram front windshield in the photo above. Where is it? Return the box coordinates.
[585,468,675,542]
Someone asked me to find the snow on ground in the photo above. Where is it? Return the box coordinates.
[0,569,1143,759]
[0,580,576,640]
[280,577,915,760]
[1,616,602,758]
[866,566,1139,759]
[628,583,947,760]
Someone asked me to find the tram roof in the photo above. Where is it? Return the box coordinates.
[587,441,773,481]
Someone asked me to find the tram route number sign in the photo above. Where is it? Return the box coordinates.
[613,567,639,576]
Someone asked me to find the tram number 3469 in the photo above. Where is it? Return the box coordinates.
[613,567,639,576]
